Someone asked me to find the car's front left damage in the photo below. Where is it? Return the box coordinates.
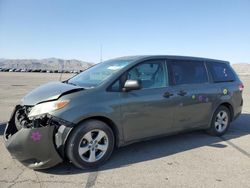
[3,81,86,169]
[4,104,74,169]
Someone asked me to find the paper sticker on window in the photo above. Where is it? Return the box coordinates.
[107,65,124,70]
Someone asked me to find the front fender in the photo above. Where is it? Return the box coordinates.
[51,104,124,147]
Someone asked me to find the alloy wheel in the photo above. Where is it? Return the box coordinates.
[215,110,229,133]
[78,129,109,163]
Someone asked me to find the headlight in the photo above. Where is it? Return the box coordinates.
[28,100,69,118]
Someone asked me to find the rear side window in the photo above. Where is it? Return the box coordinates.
[170,60,208,85]
[207,62,235,82]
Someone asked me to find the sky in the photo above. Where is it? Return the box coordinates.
[0,0,250,63]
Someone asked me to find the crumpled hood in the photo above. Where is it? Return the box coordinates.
[21,82,83,106]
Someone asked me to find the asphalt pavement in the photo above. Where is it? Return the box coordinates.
[0,72,250,188]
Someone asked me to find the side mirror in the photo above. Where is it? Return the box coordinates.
[123,80,141,92]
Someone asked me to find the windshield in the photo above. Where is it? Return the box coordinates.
[68,59,131,88]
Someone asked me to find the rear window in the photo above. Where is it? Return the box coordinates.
[207,62,235,82]
[170,60,208,85]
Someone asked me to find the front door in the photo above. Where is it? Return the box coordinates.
[120,59,175,141]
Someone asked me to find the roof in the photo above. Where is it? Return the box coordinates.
[110,55,229,64]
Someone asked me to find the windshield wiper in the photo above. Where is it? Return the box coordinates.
[63,80,82,87]
[67,82,78,86]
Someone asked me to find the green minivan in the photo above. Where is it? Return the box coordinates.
[4,55,244,169]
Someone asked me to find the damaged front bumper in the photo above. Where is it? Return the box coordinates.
[4,105,73,170]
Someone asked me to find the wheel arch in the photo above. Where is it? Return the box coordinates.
[208,102,234,129]
[206,103,233,136]
[219,102,234,122]
[63,116,119,168]
[67,116,121,148]
[84,116,120,147]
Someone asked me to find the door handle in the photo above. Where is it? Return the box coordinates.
[163,91,174,98]
[177,90,187,96]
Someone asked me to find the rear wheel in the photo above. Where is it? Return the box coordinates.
[207,106,231,136]
[66,120,115,169]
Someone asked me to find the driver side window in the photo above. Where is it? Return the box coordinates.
[127,60,168,89]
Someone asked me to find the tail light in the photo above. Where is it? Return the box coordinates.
[239,83,244,91]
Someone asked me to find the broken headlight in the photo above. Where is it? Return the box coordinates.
[28,100,69,118]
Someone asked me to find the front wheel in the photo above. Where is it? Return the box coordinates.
[207,106,231,136]
[66,120,115,169]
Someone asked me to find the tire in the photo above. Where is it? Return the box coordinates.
[15,111,22,130]
[15,108,25,130]
[66,120,115,169]
[207,106,231,136]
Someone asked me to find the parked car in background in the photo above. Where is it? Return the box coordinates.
[4,55,243,170]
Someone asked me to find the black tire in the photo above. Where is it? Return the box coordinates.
[66,120,115,169]
[207,106,231,136]
[15,108,24,130]
[15,112,22,130]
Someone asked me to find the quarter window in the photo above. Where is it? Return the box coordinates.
[170,60,208,85]
[108,73,127,92]
[109,79,120,92]
[207,62,235,82]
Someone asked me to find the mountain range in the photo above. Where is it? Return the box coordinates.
[0,58,249,75]
[232,63,250,76]
[0,58,93,71]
